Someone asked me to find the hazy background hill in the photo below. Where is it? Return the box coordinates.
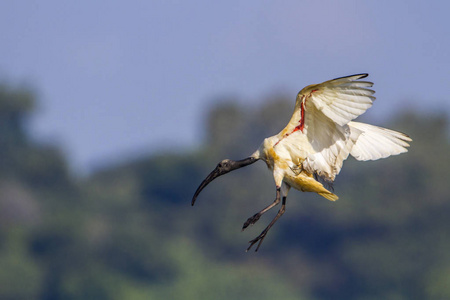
[1,84,449,300]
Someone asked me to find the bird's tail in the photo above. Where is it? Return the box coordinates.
[287,172,339,201]
[318,191,339,201]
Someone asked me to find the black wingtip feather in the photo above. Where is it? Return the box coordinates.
[332,73,369,81]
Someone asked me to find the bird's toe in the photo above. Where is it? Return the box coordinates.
[242,213,261,231]
[246,231,267,252]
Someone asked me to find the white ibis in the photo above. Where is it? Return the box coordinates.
[192,74,412,252]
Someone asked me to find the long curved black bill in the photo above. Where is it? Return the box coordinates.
[191,157,257,206]
[191,168,221,206]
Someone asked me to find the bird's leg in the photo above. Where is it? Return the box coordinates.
[246,196,287,252]
[242,187,281,231]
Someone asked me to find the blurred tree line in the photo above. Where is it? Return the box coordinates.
[0,82,449,300]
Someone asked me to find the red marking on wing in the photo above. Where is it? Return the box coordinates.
[295,89,316,132]
[294,91,313,133]
[274,91,315,147]
[293,101,305,133]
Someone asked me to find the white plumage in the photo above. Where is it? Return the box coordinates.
[269,73,411,182]
[348,121,411,161]
[192,73,412,251]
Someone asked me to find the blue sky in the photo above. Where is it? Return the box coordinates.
[1,1,449,173]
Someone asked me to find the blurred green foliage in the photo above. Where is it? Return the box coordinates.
[0,83,449,300]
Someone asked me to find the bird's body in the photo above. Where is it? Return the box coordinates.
[192,74,411,251]
[255,135,338,200]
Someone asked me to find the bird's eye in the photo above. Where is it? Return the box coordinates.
[218,160,229,168]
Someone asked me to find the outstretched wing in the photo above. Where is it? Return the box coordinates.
[291,73,375,130]
[279,74,376,181]
[348,121,412,160]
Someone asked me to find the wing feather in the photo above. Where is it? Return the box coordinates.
[278,74,375,181]
[349,122,412,161]
[277,74,410,182]
[310,87,375,126]
[301,123,361,181]
[301,74,375,179]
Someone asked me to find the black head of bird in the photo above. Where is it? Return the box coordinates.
[192,157,257,206]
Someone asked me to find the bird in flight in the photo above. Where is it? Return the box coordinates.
[192,74,411,252]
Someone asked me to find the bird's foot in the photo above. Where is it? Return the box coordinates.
[290,164,302,175]
[246,229,269,252]
[242,213,261,231]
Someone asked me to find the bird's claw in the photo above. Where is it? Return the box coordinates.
[290,164,302,175]
[242,213,261,231]
[246,230,268,252]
